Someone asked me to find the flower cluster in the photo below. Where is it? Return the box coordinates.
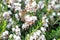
[22,15,37,30]
[1,0,60,40]
[30,30,46,40]
[2,25,21,40]
[2,30,9,40]
[25,0,37,12]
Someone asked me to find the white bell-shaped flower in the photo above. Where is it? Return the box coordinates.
[15,14,19,21]
[15,36,21,40]
[41,27,46,33]
[52,12,56,16]
[30,36,34,40]
[22,22,29,29]
[12,27,15,32]
[38,1,44,9]
[9,34,13,38]
[31,1,37,7]
[5,30,9,35]
[40,34,46,40]
[53,38,56,40]
[25,0,30,4]
[57,12,60,16]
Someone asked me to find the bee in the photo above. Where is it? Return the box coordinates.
[19,9,27,22]
[6,0,10,4]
